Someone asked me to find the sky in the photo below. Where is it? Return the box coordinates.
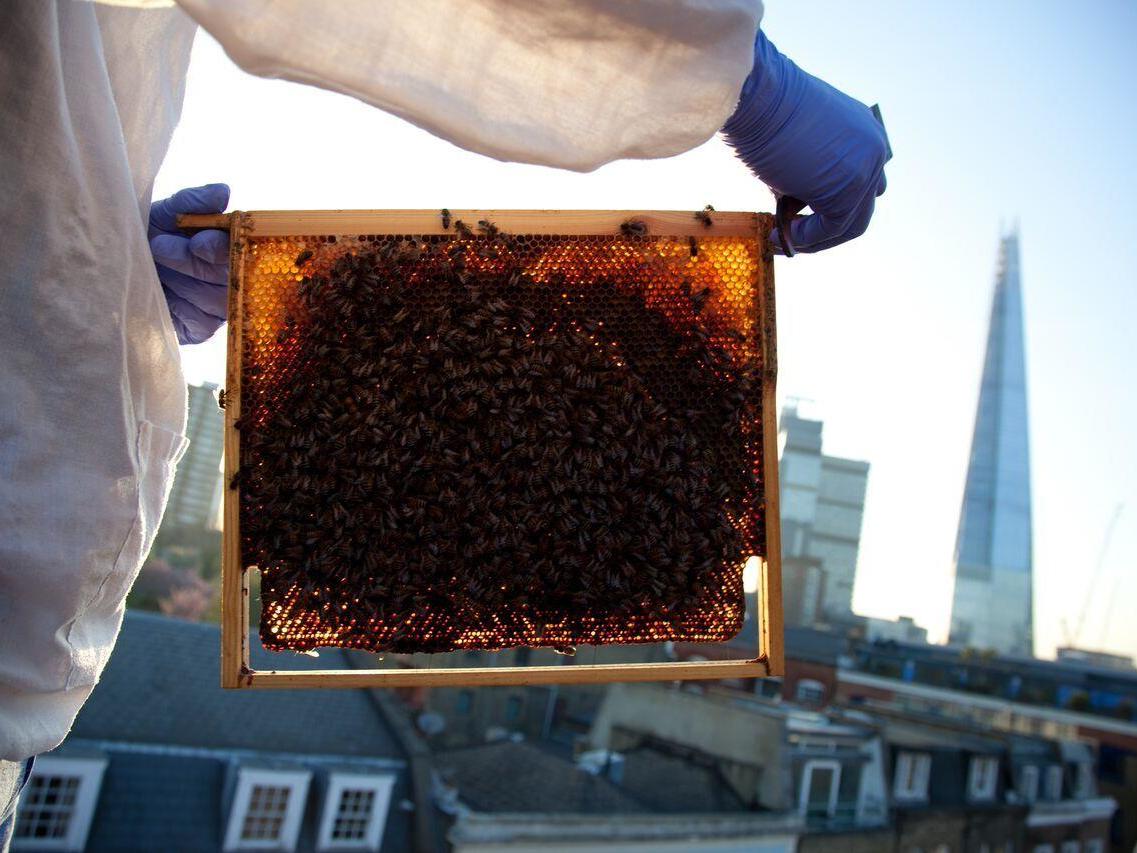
[157,1,1137,661]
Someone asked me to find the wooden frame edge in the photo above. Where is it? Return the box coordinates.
[238,658,771,690]
[179,209,759,238]
[214,210,782,689]
[755,214,785,677]
[221,213,251,689]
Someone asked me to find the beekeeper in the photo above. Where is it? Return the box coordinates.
[0,0,889,835]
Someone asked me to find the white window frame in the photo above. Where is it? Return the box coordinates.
[316,773,395,852]
[223,768,312,852]
[799,759,841,819]
[1043,764,1063,801]
[1020,764,1040,802]
[893,751,932,802]
[1073,762,1094,798]
[967,755,999,802]
[12,757,106,852]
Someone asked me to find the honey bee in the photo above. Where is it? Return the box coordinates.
[453,219,474,238]
[295,248,314,266]
[691,286,711,314]
[694,205,714,227]
[620,219,648,238]
[440,208,451,229]
[217,388,227,410]
[477,219,499,238]
[689,236,698,258]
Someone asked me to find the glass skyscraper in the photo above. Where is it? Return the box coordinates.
[948,231,1034,656]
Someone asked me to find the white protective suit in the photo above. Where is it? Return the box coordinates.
[0,0,762,761]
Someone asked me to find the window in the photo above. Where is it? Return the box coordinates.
[1059,842,1080,853]
[1032,846,1054,853]
[1084,840,1104,853]
[799,759,841,819]
[1043,764,1063,800]
[893,751,932,801]
[12,757,106,851]
[455,690,473,715]
[795,679,826,707]
[223,768,311,852]
[317,773,395,852]
[504,696,523,723]
[968,756,999,801]
[932,846,951,853]
[1020,764,1040,802]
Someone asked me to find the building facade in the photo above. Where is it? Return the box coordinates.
[11,613,416,852]
[164,382,225,529]
[779,404,870,624]
[949,231,1035,656]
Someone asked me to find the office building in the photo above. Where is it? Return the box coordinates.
[949,231,1035,656]
[165,382,224,529]
[778,404,869,623]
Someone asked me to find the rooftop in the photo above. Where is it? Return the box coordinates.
[73,610,405,759]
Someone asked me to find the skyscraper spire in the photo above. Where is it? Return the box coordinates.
[948,231,1034,656]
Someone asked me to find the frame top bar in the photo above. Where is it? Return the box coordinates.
[179,209,763,238]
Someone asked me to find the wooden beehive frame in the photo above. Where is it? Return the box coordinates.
[179,210,783,689]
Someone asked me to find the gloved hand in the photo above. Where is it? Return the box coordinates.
[722,32,891,254]
[149,183,231,344]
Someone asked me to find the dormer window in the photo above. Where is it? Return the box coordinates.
[799,759,841,820]
[893,751,931,802]
[967,756,999,801]
[12,757,106,851]
[223,768,312,852]
[317,773,396,851]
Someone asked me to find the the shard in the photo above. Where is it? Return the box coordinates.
[948,231,1034,656]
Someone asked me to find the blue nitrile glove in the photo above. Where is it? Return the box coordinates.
[149,183,231,344]
[722,31,891,254]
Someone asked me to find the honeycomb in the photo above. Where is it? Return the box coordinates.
[235,216,770,654]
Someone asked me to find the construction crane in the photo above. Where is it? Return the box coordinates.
[1061,502,1124,649]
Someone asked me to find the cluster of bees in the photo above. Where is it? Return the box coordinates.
[242,220,763,654]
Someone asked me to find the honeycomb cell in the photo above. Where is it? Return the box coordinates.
[237,223,767,654]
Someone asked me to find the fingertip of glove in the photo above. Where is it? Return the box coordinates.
[170,183,231,214]
[189,228,231,262]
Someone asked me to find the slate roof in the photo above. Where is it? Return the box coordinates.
[784,626,848,665]
[80,751,223,852]
[437,739,750,817]
[880,718,1003,754]
[73,611,403,759]
[437,740,650,814]
[51,612,414,853]
[724,614,847,667]
[619,746,747,813]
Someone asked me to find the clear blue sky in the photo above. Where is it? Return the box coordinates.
[159,1,1137,659]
